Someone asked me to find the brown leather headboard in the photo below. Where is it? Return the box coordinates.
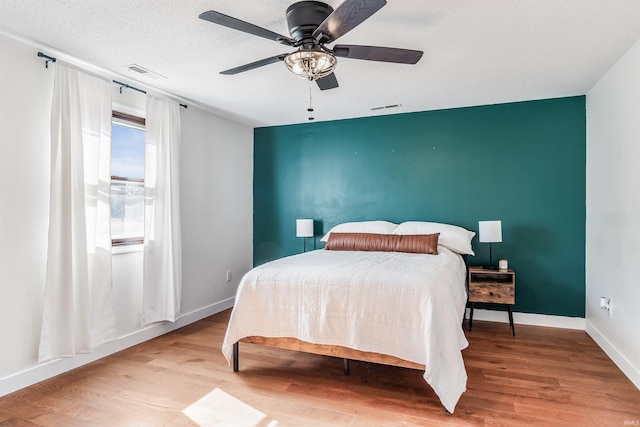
[324,232,439,255]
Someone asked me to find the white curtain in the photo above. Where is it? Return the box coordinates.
[39,63,116,362]
[142,95,182,325]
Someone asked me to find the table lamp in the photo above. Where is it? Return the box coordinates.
[296,219,314,252]
[478,220,502,268]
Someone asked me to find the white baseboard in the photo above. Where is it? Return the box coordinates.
[585,320,640,390]
[0,297,234,398]
[466,308,586,330]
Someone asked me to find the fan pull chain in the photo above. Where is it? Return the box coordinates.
[308,79,315,121]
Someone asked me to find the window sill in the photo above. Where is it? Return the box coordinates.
[112,243,144,255]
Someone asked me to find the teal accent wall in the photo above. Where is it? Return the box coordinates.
[253,96,586,317]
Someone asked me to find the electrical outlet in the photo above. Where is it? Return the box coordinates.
[599,296,611,317]
[609,300,613,317]
[226,271,232,282]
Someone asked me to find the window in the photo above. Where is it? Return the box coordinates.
[111,111,145,246]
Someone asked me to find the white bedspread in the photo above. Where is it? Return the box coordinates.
[222,248,469,413]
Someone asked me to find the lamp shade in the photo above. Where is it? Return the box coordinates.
[478,220,502,243]
[296,219,314,238]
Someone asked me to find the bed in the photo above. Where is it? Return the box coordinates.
[221,221,474,413]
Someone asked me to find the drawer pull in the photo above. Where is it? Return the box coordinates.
[489,292,494,296]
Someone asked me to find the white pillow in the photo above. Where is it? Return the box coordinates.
[320,220,398,242]
[393,221,475,255]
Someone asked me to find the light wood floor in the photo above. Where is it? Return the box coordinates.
[1,309,639,426]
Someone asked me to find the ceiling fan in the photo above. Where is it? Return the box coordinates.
[199,0,423,91]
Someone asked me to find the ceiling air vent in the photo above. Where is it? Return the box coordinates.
[124,64,166,80]
[371,103,402,111]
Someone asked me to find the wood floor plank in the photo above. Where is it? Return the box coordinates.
[0,311,639,426]
[0,419,42,427]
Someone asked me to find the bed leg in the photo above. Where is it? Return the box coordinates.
[343,358,350,376]
[233,342,239,372]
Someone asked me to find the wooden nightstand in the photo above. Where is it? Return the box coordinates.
[467,267,516,336]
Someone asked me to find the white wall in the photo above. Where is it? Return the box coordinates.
[180,101,254,313]
[0,32,253,395]
[0,32,52,383]
[586,37,640,389]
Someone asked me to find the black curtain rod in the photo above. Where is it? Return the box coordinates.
[113,79,146,95]
[113,80,187,109]
[37,52,187,109]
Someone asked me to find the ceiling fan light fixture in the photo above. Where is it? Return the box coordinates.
[284,49,336,81]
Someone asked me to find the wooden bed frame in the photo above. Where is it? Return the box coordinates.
[233,336,425,374]
[231,258,468,376]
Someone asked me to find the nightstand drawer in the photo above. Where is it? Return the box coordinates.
[468,281,515,304]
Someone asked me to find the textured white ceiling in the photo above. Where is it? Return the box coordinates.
[2,0,640,127]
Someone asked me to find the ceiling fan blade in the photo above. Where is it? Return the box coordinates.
[199,11,295,46]
[333,45,423,64]
[221,54,288,75]
[312,0,387,44]
[316,73,339,90]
